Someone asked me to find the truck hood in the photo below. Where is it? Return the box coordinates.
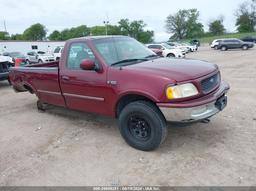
[126,58,218,82]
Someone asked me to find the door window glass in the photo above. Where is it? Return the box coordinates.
[67,43,95,70]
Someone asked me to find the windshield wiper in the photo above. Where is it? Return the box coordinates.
[111,58,148,66]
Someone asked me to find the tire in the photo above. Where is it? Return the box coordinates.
[26,60,30,65]
[38,59,43,64]
[167,53,175,58]
[118,101,167,151]
[221,46,227,51]
[214,46,218,50]
[242,45,248,50]
[37,100,47,112]
[56,57,60,61]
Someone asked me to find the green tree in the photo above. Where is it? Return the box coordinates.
[236,14,254,32]
[186,9,204,38]
[209,18,226,35]
[0,31,10,40]
[137,31,154,43]
[165,9,204,40]
[55,25,90,40]
[235,0,256,32]
[23,23,47,40]
[68,25,90,38]
[118,19,154,43]
[10,34,24,40]
[48,30,62,40]
[90,26,106,35]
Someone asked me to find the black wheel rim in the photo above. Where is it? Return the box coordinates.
[128,114,151,141]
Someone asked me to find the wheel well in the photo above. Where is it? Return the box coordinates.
[23,84,34,94]
[116,94,155,117]
[167,53,175,57]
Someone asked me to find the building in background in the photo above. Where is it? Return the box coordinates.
[0,41,65,55]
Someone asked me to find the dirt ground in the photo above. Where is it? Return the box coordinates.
[0,46,256,186]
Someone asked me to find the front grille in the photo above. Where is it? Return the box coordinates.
[201,73,220,93]
[0,62,10,73]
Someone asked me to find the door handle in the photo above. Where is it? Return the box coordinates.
[62,76,70,81]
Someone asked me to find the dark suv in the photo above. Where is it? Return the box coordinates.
[241,36,256,43]
[218,39,254,51]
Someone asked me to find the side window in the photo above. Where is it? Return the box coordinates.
[67,43,96,70]
[32,45,38,50]
[54,47,61,53]
[148,45,154,49]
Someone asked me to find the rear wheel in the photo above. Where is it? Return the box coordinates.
[118,101,167,151]
[7,78,11,86]
[37,100,47,112]
[242,45,248,50]
[221,46,227,51]
[167,53,175,58]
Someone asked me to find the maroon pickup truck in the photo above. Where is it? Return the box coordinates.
[9,36,229,151]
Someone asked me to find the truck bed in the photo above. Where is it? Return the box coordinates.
[26,61,59,68]
[9,60,66,107]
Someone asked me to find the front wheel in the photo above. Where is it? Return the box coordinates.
[118,101,167,151]
[242,45,248,50]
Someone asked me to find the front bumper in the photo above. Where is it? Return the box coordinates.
[157,81,230,122]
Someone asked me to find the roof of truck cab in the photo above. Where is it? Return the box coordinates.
[69,35,128,41]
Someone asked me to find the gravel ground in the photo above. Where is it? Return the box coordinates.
[0,47,256,186]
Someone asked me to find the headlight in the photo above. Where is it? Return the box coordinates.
[166,83,199,99]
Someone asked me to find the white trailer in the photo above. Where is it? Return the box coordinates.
[0,41,65,55]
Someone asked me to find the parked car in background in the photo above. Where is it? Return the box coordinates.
[3,52,26,66]
[26,51,55,64]
[181,43,198,52]
[241,36,256,43]
[150,48,163,57]
[210,39,224,49]
[53,46,64,61]
[167,42,189,53]
[190,39,200,47]
[147,43,185,58]
[217,39,254,51]
[0,55,13,83]
[10,36,229,151]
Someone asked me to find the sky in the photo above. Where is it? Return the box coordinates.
[0,0,245,41]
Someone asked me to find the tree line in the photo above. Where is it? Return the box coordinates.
[166,0,256,40]
[0,0,255,43]
[0,19,154,43]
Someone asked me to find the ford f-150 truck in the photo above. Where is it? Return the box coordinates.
[9,36,230,151]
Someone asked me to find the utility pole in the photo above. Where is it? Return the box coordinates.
[3,20,7,32]
[103,21,109,35]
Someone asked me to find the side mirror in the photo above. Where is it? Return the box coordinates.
[80,59,96,70]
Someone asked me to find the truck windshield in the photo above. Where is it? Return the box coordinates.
[92,37,156,66]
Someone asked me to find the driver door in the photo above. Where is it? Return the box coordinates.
[60,42,111,116]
